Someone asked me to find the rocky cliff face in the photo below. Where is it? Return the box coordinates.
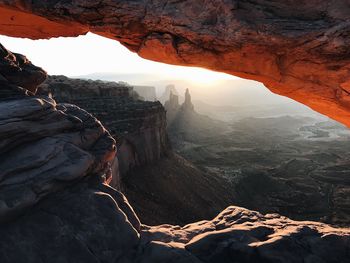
[182,88,195,112]
[39,75,171,187]
[0,43,46,95]
[39,76,234,226]
[133,85,157,101]
[1,1,350,127]
[0,41,350,262]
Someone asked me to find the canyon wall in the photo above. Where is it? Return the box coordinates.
[0,36,350,262]
[39,75,171,187]
[38,76,236,227]
[1,1,350,127]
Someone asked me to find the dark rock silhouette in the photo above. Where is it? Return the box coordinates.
[164,87,195,125]
[182,88,195,112]
[164,88,226,142]
[0,43,46,95]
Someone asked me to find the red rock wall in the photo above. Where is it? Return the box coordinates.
[1,1,350,127]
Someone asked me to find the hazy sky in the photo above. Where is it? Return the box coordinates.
[0,32,307,108]
[0,32,236,85]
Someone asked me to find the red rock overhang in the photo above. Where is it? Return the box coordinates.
[1,1,350,126]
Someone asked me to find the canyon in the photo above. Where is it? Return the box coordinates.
[38,75,171,185]
[0,1,350,262]
[164,87,350,226]
[0,42,349,263]
[38,75,234,225]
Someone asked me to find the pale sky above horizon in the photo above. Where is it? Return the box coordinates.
[0,32,236,85]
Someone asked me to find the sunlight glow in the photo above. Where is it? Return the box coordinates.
[0,32,236,84]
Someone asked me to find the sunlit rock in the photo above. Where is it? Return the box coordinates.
[1,1,350,126]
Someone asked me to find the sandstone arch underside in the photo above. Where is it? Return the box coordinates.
[1,1,350,126]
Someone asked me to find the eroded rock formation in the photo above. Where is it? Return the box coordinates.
[182,88,195,112]
[1,1,350,127]
[39,75,171,187]
[0,43,46,95]
[0,44,142,262]
[39,76,234,226]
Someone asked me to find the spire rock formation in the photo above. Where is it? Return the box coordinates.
[181,88,195,112]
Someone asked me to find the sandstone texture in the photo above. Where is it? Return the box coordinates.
[141,206,350,263]
[0,43,46,94]
[39,75,171,186]
[1,1,350,127]
[1,4,350,261]
[39,76,235,226]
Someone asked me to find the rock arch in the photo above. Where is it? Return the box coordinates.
[1,1,350,126]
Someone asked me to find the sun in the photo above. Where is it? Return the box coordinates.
[162,66,237,86]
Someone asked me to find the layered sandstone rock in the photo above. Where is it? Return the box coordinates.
[1,1,350,127]
[38,76,235,226]
[39,75,171,186]
[0,43,46,95]
[141,206,350,263]
[0,44,142,262]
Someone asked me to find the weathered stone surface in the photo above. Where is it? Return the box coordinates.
[0,96,117,222]
[140,206,350,263]
[1,1,350,127]
[0,47,142,261]
[0,181,141,263]
[0,44,117,223]
[39,75,171,183]
[40,76,236,227]
[0,43,46,94]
